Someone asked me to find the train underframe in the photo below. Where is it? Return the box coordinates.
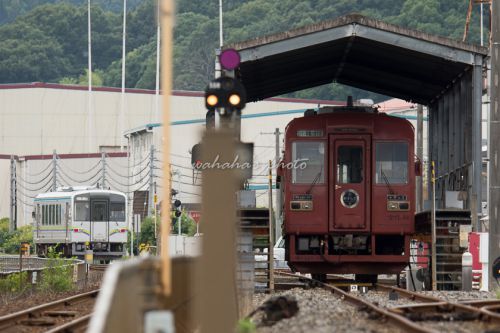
[35,242,126,259]
[286,233,411,278]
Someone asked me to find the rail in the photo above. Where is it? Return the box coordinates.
[272,272,500,333]
[0,289,99,331]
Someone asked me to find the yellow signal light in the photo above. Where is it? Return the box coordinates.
[206,95,218,106]
[229,94,241,106]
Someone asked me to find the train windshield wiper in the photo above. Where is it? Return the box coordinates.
[380,168,395,195]
[306,166,323,194]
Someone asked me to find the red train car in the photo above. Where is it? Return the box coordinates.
[278,101,418,281]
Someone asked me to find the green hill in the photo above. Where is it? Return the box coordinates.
[0,0,488,102]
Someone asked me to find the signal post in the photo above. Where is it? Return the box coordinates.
[194,49,254,332]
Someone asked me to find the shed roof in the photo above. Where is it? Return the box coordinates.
[228,14,488,104]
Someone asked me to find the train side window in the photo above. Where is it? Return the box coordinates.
[42,205,47,225]
[75,196,90,221]
[41,204,62,225]
[375,142,408,184]
[75,202,90,221]
[292,141,325,184]
[337,146,363,183]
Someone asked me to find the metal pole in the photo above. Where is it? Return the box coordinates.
[268,160,274,291]
[431,161,437,291]
[274,128,282,241]
[120,0,127,151]
[149,145,154,217]
[10,156,15,232]
[417,105,424,212]
[52,150,57,191]
[481,3,484,47]
[87,0,93,152]
[130,215,134,258]
[489,0,500,291]
[160,0,174,295]
[472,54,483,231]
[219,0,223,48]
[101,152,106,188]
[155,0,161,123]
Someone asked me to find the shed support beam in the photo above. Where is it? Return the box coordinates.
[489,0,500,291]
[472,55,483,231]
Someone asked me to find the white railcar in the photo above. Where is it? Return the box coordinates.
[33,187,128,258]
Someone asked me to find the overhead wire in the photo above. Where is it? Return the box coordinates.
[56,172,73,187]
[17,196,34,207]
[57,167,91,184]
[16,170,53,185]
[130,162,151,178]
[106,173,130,188]
[56,158,101,175]
[16,187,37,199]
[24,161,52,177]
[106,165,128,178]
[19,176,55,193]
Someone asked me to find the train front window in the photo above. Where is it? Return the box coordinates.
[292,141,325,184]
[375,142,408,184]
[91,201,108,222]
[337,146,363,184]
[110,203,125,221]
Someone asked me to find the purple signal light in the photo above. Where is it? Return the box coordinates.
[219,49,241,70]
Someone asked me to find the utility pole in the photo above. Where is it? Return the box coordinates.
[488,0,500,291]
[52,150,57,191]
[10,156,17,232]
[416,104,424,212]
[148,145,155,217]
[101,152,106,188]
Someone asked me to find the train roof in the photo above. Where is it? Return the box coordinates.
[285,109,414,135]
[34,187,126,200]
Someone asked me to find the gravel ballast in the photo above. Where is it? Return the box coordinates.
[252,288,500,333]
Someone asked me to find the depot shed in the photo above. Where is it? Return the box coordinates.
[227,14,489,225]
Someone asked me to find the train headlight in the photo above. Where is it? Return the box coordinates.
[290,201,313,211]
[387,201,410,211]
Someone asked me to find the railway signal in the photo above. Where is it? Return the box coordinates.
[205,76,246,114]
[172,199,182,218]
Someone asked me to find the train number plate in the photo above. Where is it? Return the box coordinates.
[293,194,313,200]
[387,194,407,201]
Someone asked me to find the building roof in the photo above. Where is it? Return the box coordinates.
[228,14,488,104]
[0,82,344,105]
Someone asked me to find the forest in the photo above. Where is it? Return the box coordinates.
[0,0,489,102]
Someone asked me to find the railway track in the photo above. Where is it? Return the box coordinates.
[267,272,500,333]
[0,289,99,333]
[89,264,108,272]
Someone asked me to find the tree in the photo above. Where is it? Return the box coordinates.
[0,23,71,83]
[171,212,196,236]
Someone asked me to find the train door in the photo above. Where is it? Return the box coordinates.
[90,199,109,242]
[329,134,370,231]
